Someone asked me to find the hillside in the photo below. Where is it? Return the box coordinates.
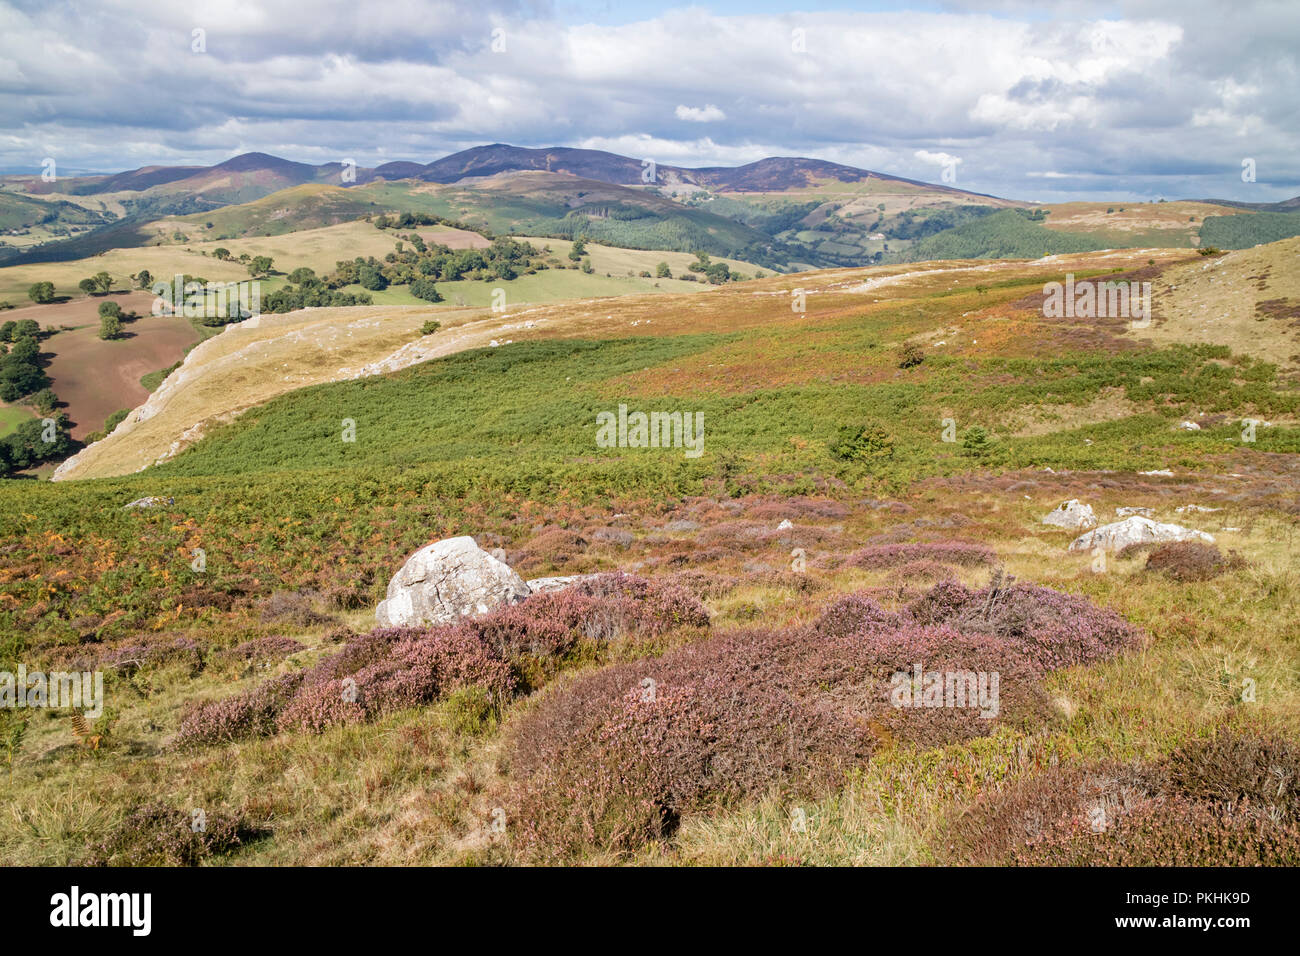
[4,235,1298,868]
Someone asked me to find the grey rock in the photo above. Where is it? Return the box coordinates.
[1069,516,1214,552]
[376,536,531,627]
[1041,499,1097,530]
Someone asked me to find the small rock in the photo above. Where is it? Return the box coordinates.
[777,519,794,531]
[123,496,174,510]
[1176,504,1221,513]
[526,574,601,594]
[1138,469,1174,477]
[1115,506,1154,517]
[1042,499,1097,530]
[1178,421,1201,431]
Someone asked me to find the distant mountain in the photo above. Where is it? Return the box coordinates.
[1196,195,1300,213]
[371,143,1001,202]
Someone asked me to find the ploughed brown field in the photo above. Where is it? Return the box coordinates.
[17,290,201,439]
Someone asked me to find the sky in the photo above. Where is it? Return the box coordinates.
[0,0,1296,202]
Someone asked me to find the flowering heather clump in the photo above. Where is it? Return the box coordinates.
[906,579,975,626]
[945,581,1144,673]
[468,572,708,663]
[507,627,874,861]
[849,541,995,571]
[945,763,1159,865]
[812,592,902,641]
[948,733,1300,866]
[172,672,306,748]
[83,802,267,866]
[828,625,1052,750]
[176,574,701,747]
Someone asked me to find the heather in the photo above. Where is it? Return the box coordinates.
[1144,541,1245,582]
[84,802,267,866]
[504,577,1139,860]
[948,732,1300,867]
[173,573,707,748]
[848,541,996,570]
[908,573,1145,672]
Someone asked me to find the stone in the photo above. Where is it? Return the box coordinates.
[1068,516,1214,552]
[1041,499,1097,530]
[123,496,174,510]
[1115,506,1154,517]
[375,536,531,627]
[525,574,601,594]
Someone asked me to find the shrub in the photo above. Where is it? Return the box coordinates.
[1144,541,1242,582]
[948,732,1300,866]
[812,592,902,641]
[898,342,925,369]
[420,319,442,335]
[505,586,1108,860]
[1010,796,1300,866]
[97,314,123,340]
[258,589,334,627]
[506,627,874,860]
[1161,732,1300,819]
[174,574,704,747]
[831,423,894,462]
[84,802,267,866]
[919,575,1144,673]
[961,426,992,456]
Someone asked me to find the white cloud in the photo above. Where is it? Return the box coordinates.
[675,104,727,123]
[0,1,1294,201]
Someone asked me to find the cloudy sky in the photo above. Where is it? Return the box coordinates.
[0,0,1296,202]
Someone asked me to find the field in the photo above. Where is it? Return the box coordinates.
[42,306,201,440]
[2,234,1298,866]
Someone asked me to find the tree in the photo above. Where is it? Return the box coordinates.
[358,265,388,291]
[27,282,55,305]
[99,314,123,340]
[410,279,443,302]
[135,269,153,289]
[655,261,672,278]
[248,256,274,277]
[213,248,231,261]
[705,262,730,284]
[568,238,587,261]
[288,267,317,285]
[27,388,58,415]
[98,301,123,320]
[78,278,98,295]
[0,321,14,342]
[93,271,114,294]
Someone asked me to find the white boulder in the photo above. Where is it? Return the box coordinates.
[1041,499,1097,530]
[1069,516,1214,552]
[376,536,531,627]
